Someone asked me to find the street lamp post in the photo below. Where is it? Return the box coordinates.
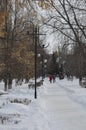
[28,24,46,99]
[41,45,45,81]
[40,44,49,82]
[41,54,44,81]
[34,27,37,99]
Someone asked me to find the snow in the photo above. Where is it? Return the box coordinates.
[0,77,86,130]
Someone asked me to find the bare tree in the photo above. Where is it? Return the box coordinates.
[38,0,86,81]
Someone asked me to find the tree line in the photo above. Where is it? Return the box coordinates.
[0,0,47,91]
[39,0,86,83]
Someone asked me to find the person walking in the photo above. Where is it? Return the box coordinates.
[49,75,53,83]
[53,75,56,83]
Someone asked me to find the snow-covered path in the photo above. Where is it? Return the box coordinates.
[1,78,86,130]
[37,78,86,130]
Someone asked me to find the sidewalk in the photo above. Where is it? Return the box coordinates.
[37,78,86,130]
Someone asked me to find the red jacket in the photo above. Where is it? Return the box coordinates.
[49,75,53,80]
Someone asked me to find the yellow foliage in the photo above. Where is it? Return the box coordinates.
[11,42,34,65]
[54,51,59,57]
[0,11,8,38]
[0,63,5,72]
[38,1,50,9]
[11,42,35,78]
[0,31,5,38]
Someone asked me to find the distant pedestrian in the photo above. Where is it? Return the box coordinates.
[59,72,64,80]
[53,75,56,83]
[49,75,53,83]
